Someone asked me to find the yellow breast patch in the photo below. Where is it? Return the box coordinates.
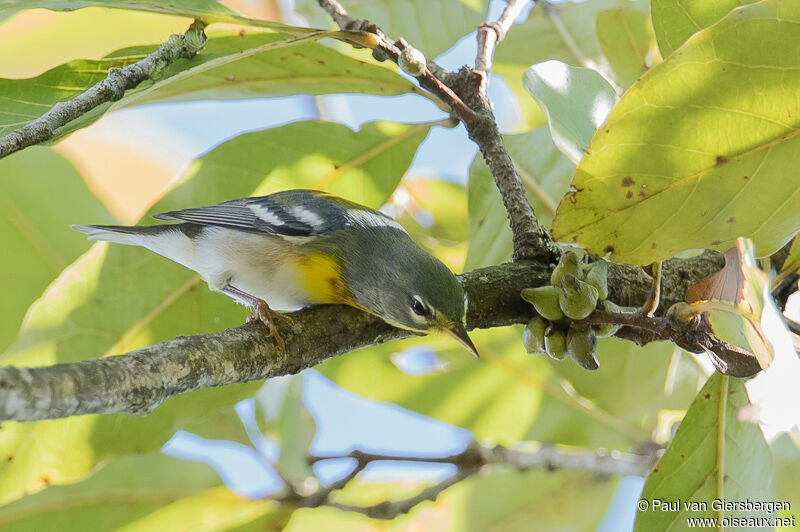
[295,251,353,305]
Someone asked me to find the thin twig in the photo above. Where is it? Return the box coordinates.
[317,0,476,124]
[315,0,351,29]
[0,20,207,160]
[480,443,657,477]
[324,468,475,519]
[475,0,532,74]
[585,310,669,337]
[300,440,657,519]
[311,449,465,465]
[539,0,591,67]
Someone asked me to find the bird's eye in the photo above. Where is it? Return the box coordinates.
[411,296,427,316]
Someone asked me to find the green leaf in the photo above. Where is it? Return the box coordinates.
[0,8,192,78]
[392,179,469,271]
[552,0,800,264]
[0,119,428,507]
[523,60,618,164]
[295,0,490,58]
[596,8,659,87]
[0,452,222,531]
[546,339,703,432]
[183,120,433,204]
[493,0,646,125]
[320,327,648,448]
[634,374,774,530]
[0,147,115,352]
[0,0,303,33]
[115,487,290,532]
[255,375,316,481]
[115,32,424,107]
[651,0,758,58]
[0,32,424,141]
[522,339,702,448]
[454,470,617,531]
[320,329,541,443]
[466,128,574,269]
[771,434,800,510]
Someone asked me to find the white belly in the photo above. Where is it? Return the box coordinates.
[194,227,313,310]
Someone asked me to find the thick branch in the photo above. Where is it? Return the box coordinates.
[469,0,555,262]
[0,256,724,423]
[298,440,656,519]
[466,107,558,262]
[0,21,207,160]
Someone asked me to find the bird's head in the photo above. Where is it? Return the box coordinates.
[362,244,478,358]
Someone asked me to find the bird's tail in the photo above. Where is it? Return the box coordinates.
[70,224,168,246]
[71,223,199,272]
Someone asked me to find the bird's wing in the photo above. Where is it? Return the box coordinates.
[152,189,406,238]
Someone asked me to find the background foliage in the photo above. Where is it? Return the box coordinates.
[0,0,798,530]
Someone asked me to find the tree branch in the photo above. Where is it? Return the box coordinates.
[475,0,531,75]
[316,1,476,124]
[315,0,351,29]
[0,256,726,423]
[464,104,558,262]
[464,0,556,262]
[294,440,657,519]
[0,21,207,160]
[323,469,474,519]
[317,0,554,262]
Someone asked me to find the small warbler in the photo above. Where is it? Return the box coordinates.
[73,189,477,356]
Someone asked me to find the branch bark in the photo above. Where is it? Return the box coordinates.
[475,0,531,75]
[0,21,207,160]
[0,256,725,422]
[288,440,657,519]
[316,0,554,262]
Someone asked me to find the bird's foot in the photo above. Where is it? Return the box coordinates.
[247,299,293,350]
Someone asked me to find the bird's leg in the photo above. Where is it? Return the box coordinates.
[222,285,293,350]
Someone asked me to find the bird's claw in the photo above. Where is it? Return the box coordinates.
[247,299,293,351]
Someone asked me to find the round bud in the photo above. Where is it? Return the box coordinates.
[567,327,599,370]
[522,316,547,355]
[558,274,599,320]
[399,47,427,76]
[521,286,565,321]
[544,326,568,360]
[551,251,580,287]
[583,261,609,300]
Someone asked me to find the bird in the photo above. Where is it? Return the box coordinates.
[72,189,478,356]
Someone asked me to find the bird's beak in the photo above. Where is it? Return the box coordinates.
[444,322,479,358]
